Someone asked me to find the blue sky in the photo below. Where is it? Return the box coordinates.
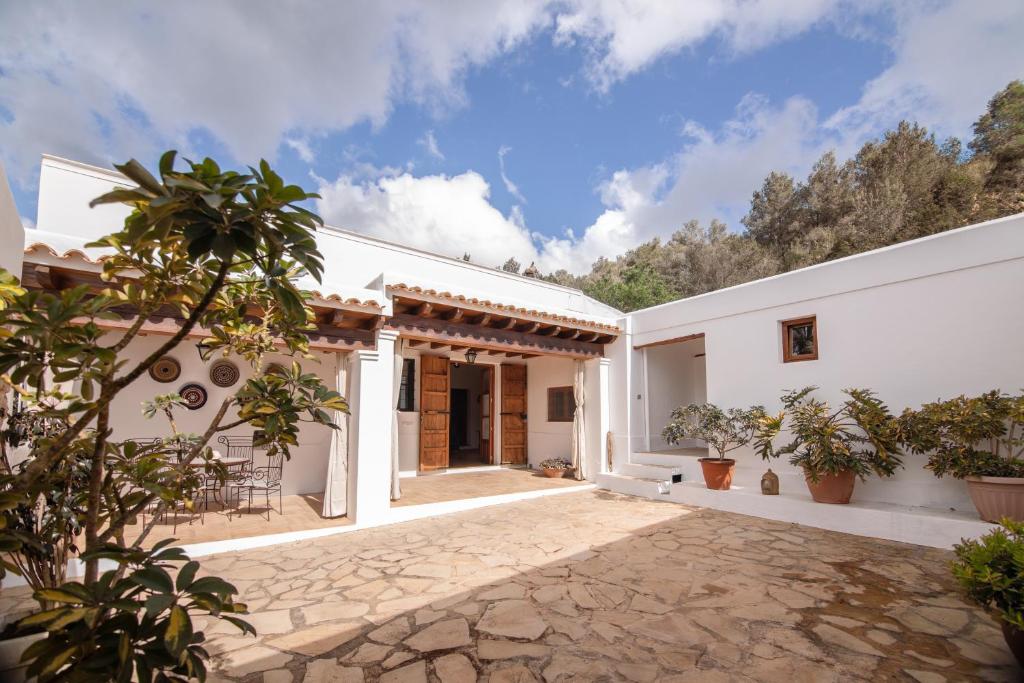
[1,1,1022,273]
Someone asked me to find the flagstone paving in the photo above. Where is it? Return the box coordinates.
[0,489,1011,681]
[182,490,1018,681]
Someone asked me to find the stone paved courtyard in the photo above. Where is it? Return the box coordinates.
[185,490,1017,682]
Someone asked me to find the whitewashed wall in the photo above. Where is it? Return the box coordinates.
[103,334,343,496]
[621,213,1024,512]
[33,156,621,325]
[0,162,24,277]
[526,356,575,467]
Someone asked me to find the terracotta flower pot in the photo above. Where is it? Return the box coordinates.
[965,476,1024,522]
[1002,621,1024,668]
[542,468,566,478]
[699,458,735,490]
[805,469,856,504]
[0,631,46,682]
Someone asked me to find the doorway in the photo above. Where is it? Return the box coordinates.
[449,362,493,468]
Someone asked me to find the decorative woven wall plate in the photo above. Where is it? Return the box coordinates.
[149,356,181,383]
[209,359,240,387]
[178,383,208,410]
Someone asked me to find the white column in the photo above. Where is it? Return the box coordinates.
[348,329,398,526]
[598,357,612,474]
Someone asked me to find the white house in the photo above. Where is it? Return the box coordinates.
[5,155,1024,550]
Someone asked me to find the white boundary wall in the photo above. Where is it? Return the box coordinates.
[612,213,1024,514]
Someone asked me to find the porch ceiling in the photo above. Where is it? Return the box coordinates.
[386,284,619,359]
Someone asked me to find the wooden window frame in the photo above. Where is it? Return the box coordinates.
[547,386,576,422]
[398,358,416,411]
[781,315,818,363]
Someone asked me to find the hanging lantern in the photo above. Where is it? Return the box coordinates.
[465,349,478,365]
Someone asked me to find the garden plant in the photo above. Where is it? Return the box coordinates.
[0,153,348,681]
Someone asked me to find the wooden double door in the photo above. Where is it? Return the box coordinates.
[418,357,527,470]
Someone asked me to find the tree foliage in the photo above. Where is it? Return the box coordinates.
[0,152,348,680]
[551,81,1024,312]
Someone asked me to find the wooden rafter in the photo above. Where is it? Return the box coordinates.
[385,314,603,359]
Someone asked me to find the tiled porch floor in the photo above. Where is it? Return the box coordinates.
[116,467,586,548]
[393,467,589,507]
[122,494,353,548]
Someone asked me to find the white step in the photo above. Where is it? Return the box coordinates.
[597,474,995,550]
[596,473,671,497]
[632,448,707,467]
[619,462,689,481]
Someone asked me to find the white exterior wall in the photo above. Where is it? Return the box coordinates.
[0,162,24,277]
[526,357,575,467]
[621,213,1024,512]
[104,335,343,497]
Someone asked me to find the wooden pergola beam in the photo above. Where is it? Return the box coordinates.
[385,314,602,359]
[445,308,464,322]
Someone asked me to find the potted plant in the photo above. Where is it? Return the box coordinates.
[951,520,1024,666]
[0,153,349,680]
[662,403,766,490]
[756,387,903,503]
[899,391,1024,522]
[540,458,573,478]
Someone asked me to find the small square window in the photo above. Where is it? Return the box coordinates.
[782,316,818,363]
[547,386,576,422]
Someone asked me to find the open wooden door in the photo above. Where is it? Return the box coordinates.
[500,364,527,465]
[419,355,450,471]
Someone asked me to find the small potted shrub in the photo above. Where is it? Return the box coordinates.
[951,520,1024,666]
[757,387,903,504]
[662,403,766,490]
[900,391,1024,522]
[540,458,573,478]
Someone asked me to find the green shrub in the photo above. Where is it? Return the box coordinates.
[662,403,767,460]
[952,520,1024,630]
[899,391,1024,479]
[756,387,903,482]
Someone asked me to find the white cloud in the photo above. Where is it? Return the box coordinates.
[827,0,1024,140]
[0,1,551,185]
[418,130,445,160]
[21,215,35,231]
[285,137,316,164]
[497,145,527,204]
[554,0,841,91]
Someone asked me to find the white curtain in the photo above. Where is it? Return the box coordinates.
[322,353,349,517]
[571,359,586,481]
[390,341,403,500]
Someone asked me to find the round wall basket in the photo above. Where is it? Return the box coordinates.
[179,383,208,410]
[149,356,181,383]
[209,359,240,387]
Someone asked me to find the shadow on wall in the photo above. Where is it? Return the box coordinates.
[166,490,1013,680]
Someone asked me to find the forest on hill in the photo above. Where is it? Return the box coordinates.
[505,81,1024,312]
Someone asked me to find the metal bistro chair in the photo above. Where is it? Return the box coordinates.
[213,435,257,512]
[229,448,284,521]
[128,437,203,532]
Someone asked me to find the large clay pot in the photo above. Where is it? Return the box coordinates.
[1002,621,1024,668]
[699,458,736,491]
[542,468,566,478]
[965,476,1024,522]
[0,631,45,682]
[805,469,856,504]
